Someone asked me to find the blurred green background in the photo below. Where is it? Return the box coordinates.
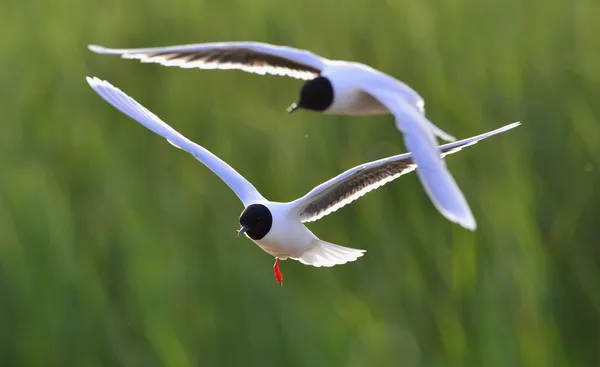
[1,0,599,365]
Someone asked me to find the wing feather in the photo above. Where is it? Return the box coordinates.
[88,42,328,80]
[86,76,266,207]
[291,122,520,223]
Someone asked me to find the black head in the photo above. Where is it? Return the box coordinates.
[237,204,273,240]
[287,76,334,113]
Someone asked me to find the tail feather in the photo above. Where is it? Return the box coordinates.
[293,240,366,267]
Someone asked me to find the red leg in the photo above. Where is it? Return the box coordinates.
[273,258,283,286]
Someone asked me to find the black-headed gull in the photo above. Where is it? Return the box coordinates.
[86,76,520,285]
[89,42,491,231]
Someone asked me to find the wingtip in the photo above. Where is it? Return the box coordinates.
[85,76,96,86]
[85,76,104,87]
[459,216,477,231]
[86,77,119,95]
[443,208,477,231]
[507,121,522,129]
[491,121,522,135]
[88,44,104,53]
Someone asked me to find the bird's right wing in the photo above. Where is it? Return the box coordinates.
[289,122,520,224]
[86,77,266,207]
[88,42,329,80]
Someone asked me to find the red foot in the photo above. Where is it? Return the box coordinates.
[273,258,283,286]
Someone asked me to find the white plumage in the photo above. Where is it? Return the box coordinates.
[86,76,520,283]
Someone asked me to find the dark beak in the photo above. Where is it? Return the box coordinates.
[237,226,249,237]
[287,103,299,114]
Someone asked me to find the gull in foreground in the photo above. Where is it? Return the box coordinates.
[91,41,489,230]
[87,76,520,285]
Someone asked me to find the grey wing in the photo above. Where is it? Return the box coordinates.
[86,76,266,207]
[290,122,521,223]
[296,159,418,223]
[88,42,328,80]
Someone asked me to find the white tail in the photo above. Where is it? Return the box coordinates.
[293,240,366,267]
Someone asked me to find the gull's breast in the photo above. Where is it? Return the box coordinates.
[252,214,315,259]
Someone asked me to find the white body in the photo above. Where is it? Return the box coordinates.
[251,202,315,259]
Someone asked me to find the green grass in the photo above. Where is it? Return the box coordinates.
[0,0,599,365]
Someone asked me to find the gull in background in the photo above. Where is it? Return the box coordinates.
[90,41,488,230]
[86,76,520,285]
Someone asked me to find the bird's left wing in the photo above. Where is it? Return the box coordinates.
[86,77,266,207]
[288,122,520,223]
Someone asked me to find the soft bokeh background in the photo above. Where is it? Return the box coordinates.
[1,0,599,365]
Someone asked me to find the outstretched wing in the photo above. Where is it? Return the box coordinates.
[88,42,328,80]
[290,122,520,223]
[86,76,266,207]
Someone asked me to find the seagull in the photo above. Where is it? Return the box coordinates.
[86,76,520,285]
[89,41,483,230]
